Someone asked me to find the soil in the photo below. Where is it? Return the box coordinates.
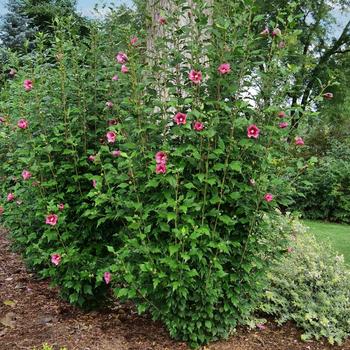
[0,228,349,350]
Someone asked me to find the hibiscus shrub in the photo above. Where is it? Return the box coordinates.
[0,1,322,347]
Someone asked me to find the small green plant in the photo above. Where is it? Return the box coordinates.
[260,233,350,345]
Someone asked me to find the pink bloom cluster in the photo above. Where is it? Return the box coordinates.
[7,193,15,202]
[155,151,167,174]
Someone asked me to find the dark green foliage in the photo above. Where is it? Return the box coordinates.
[292,142,350,223]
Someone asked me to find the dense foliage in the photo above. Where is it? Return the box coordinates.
[292,142,350,223]
[261,232,350,345]
[0,0,344,347]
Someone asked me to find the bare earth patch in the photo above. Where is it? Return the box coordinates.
[0,228,349,350]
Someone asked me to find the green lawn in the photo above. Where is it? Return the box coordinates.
[304,220,350,266]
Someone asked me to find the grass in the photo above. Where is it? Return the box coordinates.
[304,220,350,266]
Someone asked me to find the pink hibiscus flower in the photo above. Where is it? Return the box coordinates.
[22,170,32,180]
[106,131,116,143]
[121,65,129,73]
[51,253,61,266]
[17,119,28,129]
[130,37,138,45]
[112,75,119,81]
[218,63,231,75]
[264,193,274,202]
[58,203,65,211]
[247,124,260,139]
[46,214,58,226]
[295,136,304,146]
[189,70,202,84]
[174,112,187,125]
[23,79,33,91]
[156,163,166,174]
[7,193,15,202]
[272,28,281,37]
[116,52,128,64]
[112,149,121,157]
[155,151,167,164]
[279,122,288,129]
[193,121,204,131]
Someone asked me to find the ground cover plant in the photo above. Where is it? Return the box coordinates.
[261,232,350,345]
[0,0,336,347]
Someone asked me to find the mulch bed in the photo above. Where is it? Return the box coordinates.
[0,228,349,350]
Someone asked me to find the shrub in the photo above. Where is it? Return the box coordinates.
[261,233,350,345]
[292,142,350,223]
[0,0,321,347]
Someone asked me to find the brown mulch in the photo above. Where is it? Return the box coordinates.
[0,228,349,350]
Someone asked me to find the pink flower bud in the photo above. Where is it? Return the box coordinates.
[323,92,333,100]
[58,203,65,211]
[121,65,129,73]
[104,272,111,285]
[7,193,15,202]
